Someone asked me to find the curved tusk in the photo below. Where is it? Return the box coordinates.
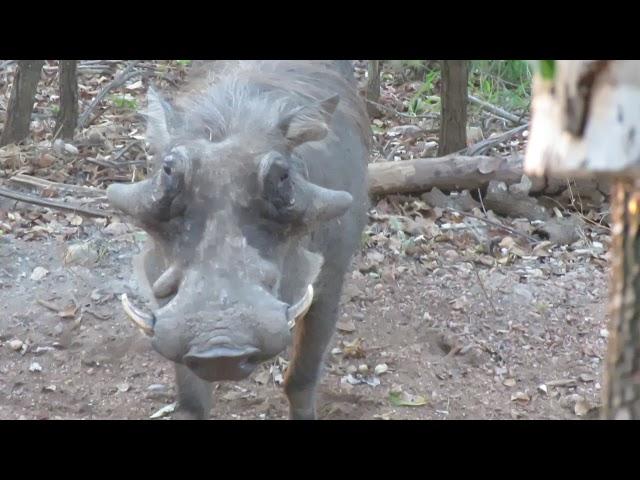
[287,284,314,330]
[121,294,155,336]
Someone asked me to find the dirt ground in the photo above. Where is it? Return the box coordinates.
[0,211,609,420]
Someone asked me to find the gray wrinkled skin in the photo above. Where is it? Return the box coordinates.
[107,61,370,419]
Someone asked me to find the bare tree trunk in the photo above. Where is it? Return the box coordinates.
[438,60,468,156]
[603,178,640,419]
[366,60,382,117]
[0,60,44,147]
[55,60,78,140]
[524,61,640,419]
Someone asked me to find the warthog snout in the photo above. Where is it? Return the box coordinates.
[121,283,314,381]
[184,346,261,381]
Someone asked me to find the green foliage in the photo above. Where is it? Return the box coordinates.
[407,68,440,116]
[382,60,532,117]
[176,60,192,66]
[538,60,556,80]
[469,60,532,113]
[110,94,138,110]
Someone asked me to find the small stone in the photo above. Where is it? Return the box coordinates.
[30,266,49,281]
[8,339,23,351]
[116,382,130,393]
[374,363,389,375]
[346,365,357,374]
[64,143,79,155]
[29,362,42,372]
[358,364,369,374]
[147,384,167,393]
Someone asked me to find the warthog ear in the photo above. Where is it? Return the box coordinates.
[146,87,173,152]
[277,95,340,149]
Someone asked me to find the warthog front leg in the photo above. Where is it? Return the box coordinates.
[173,363,213,420]
[284,273,345,420]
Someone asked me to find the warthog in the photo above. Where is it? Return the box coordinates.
[107,60,370,419]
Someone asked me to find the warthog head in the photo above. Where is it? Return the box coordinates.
[108,77,354,382]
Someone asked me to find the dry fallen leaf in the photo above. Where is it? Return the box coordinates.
[510,391,530,404]
[574,399,592,416]
[532,241,553,257]
[36,153,56,168]
[58,303,78,319]
[342,338,366,359]
[503,378,516,387]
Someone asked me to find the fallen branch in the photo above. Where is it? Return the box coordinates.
[9,174,106,198]
[466,123,529,156]
[0,186,114,217]
[368,154,525,196]
[77,60,140,129]
[468,95,526,125]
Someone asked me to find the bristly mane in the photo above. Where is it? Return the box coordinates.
[175,61,371,147]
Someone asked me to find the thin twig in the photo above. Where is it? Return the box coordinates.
[477,188,487,216]
[446,207,539,243]
[111,140,142,162]
[468,95,526,125]
[0,186,113,217]
[78,60,141,129]
[365,99,439,120]
[85,157,146,169]
[474,267,499,317]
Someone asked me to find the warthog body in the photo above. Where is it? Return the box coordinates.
[107,60,370,419]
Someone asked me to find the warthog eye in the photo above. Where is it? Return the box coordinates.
[163,164,173,175]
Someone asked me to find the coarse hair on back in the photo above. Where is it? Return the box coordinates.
[176,60,371,147]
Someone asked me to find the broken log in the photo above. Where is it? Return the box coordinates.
[368,155,525,196]
[368,154,610,202]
